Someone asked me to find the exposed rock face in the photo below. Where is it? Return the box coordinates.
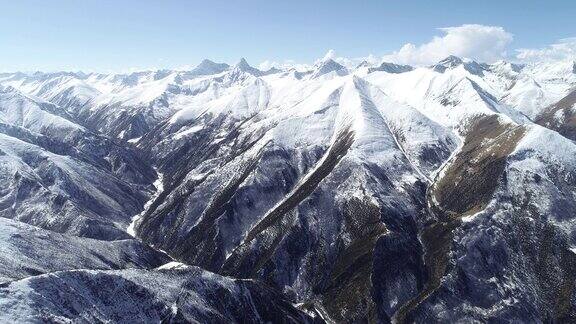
[394,115,528,323]
[368,62,414,74]
[1,56,576,322]
[402,125,576,323]
[536,89,576,141]
[432,115,527,217]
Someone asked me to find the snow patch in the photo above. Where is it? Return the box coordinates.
[173,125,204,140]
[127,169,164,237]
[156,261,189,270]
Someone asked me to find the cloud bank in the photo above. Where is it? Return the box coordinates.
[383,24,513,66]
[516,38,576,63]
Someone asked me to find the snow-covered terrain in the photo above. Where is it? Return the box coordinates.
[1,55,576,322]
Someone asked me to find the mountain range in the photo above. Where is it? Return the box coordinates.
[0,55,575,323]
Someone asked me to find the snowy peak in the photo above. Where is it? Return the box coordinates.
[356,60,372,68]
[368,62,414,74]
[431,55,485,76]
[521,59,576,84]
[431,55,464,72]
[233,58,264,76]
[237,57,250,66]
[311,58,348,78]
[188,59,230,76]
[489,60,524,74]
[262,67,282,75]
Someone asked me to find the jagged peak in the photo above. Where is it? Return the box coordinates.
[200,58,216,65]
[431,55,487,76]
[198,58,229,68]
[356,60,372,69]
[315,58,343,68]
[312,59,348,78]
[368,62,414,74]
[439,55,464,65]
[235,58,253,70]
[187,59,230,76]
[431,55,465,72]
[489,60,525,74]
[233,58,263,76]
[262,67,282,75]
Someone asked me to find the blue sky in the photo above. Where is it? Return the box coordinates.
[1,0,574,71]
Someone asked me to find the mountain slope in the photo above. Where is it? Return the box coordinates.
[0,217,168,283]
[0,86,155,239]
[0,266,321,323]
[535,89,576,140]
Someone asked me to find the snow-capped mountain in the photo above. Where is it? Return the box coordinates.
[1,55,576,323]
[185,59,230,77]
[367,62,414,74]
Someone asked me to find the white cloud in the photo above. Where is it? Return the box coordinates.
[383,24,513,66]
[516,38,576,63]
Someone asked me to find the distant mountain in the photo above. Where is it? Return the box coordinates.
[430,55,486,75]
[234,57,265,76]
[356,60,374,69]
[311,58,349,78]
[368,62,414,74]
[187,59,230,76]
